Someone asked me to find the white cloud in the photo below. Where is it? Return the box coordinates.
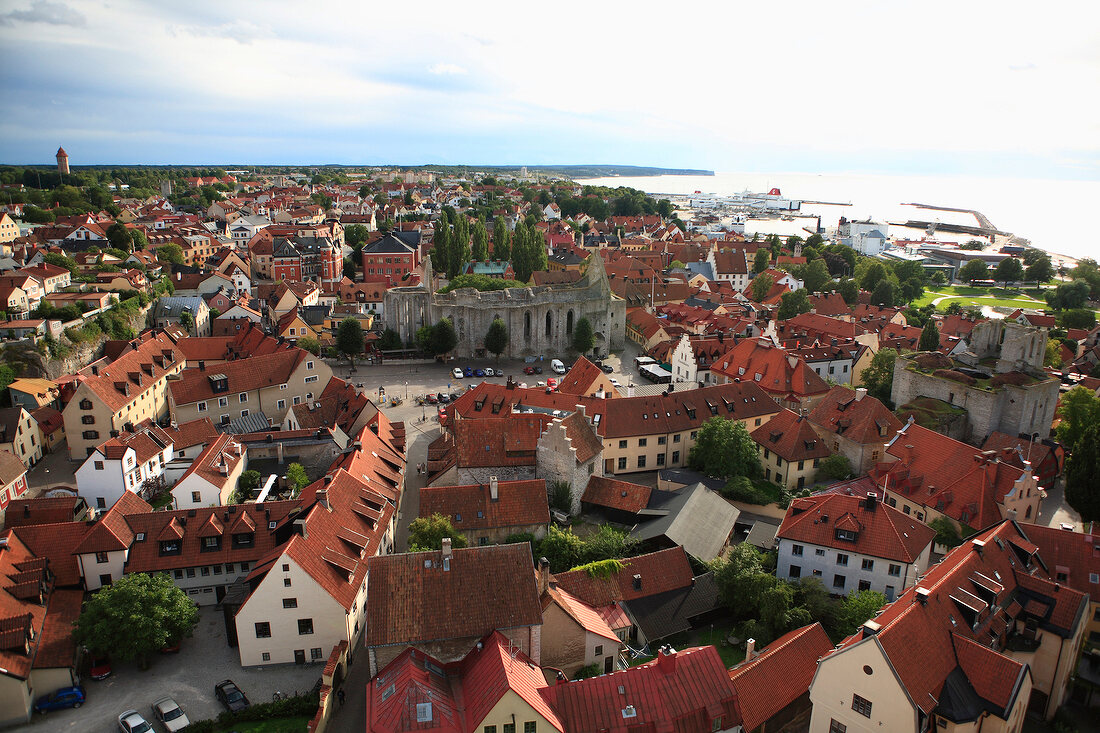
[427,63,467,76]
[0,0,86,26]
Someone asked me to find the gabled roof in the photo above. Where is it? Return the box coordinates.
[419,479,550,531]
[581,475,652,514]
[168,349,307,405]
[554,356,606,397]
[808,385,903,445]
[543,585,619,644]
[72,491,151,554]
[72,330,183,412]
[365,544,542,648]
[553,547,694,608]
[629,483,740,562]
[711,338,830,400]
[750,408,832,462]
[778,492,936,563]
[728,622,833,732]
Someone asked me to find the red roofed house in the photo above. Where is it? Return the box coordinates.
[873,420,1042,531]
[419,477,550,545]
[580,475,652,524]
[540,645,740,733]
[170,433,245,509]
[776,491,936,601]
[751,408,833,491]
[711,337,830,411]
[555,356,617,398]
[539,559,623,677]
[727,622,834,733]
[1021,522,1100,650]
[366,631,564,733]
[74,422,174,512]
[808,385,904,475]
[808,520,1089,728]
[0,450,29,525]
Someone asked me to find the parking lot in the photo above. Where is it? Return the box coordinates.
[13,609,322,732]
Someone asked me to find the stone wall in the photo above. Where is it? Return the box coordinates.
[385,255,625,359]
[536,415,601,515]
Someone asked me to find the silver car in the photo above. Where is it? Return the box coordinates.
[118,709,152,733]
[151,697,190,732]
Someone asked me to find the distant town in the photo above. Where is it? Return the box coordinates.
[0,154,1097,733]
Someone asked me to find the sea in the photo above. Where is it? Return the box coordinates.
[577,171,1100,265]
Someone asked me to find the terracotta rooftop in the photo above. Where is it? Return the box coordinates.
[751,408,832,462]
[581,475,652,514]
[419,479,550,532]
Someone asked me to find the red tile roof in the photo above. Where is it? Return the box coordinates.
[10,521,89,586]
[0,531,49,680]
[75,330,183,412]
[711,338,830,402]
[365,544,542,648]
[419,479,549,531]
[160,417,220,450]
[556,412,602,464]
[1017,523,1100,600]
[540,646,738,733]
[750,408,832,462]
[779,492,936,562]
[3,497,83,528]
[72,491,151,554]
[453,414,545,468]
[808,385,903,445]
[555,356,608,397]
[728,622,833,732]
[31,588,82,669]
[553,547,694,608]
[168,349,308,405]
[581,475,652,514]
[544,585,620,643]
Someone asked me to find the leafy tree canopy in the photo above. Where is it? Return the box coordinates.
[409,513,469,552]
[688,417,761,480]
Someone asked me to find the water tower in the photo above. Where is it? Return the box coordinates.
[56,147,69,174]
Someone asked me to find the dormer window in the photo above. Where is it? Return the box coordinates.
[835,529,858,542]
[233,532,254,547]
[159,540,181,556]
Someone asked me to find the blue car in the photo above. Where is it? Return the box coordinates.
[464,367,474,377]
[35,686,85,713]
[474,368,485,377]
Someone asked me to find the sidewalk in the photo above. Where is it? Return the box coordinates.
[324,644,373,732]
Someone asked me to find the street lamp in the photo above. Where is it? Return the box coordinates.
[44,468,51,496]
[405,381,408,400]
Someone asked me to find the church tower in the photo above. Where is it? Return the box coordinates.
[56,147,69,174]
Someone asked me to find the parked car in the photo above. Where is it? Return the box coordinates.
[425,393,438,404]
[214,680,250,713]
[151,697,190,732]
[118,709,153,733]
[523,366,536,375]
[474,368,485,377]
[550,359,566,375]
[484,367,496,377]
[452,367,464,379]
[34,686,85,713]
[450,392,463,402]
[90,656,112,680]
[534,365,543,374]
[464,366,474,377]
[437,393,450,404]
[610,378,621,387]
[600,364,614,374]
[546,378,557,389]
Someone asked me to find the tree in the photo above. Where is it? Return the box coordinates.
[859,348,898,406]
[957,259,990,283]
[815,453,851,482]
[837,278,859,305]
[471,217,489,261]
[688,417,761,480]
[1066,422,1100,521]
[994,257,1024,288]
[433,318,458,355]
[492,217,511,261]
[931,271,947,285]
[484,318,508,360]
[74,573,199,667]
[858,261,888,292]
[1055,386,1100,448]
[918,319,940,351]
[1045,280,1090,311]
[536,525,586,572]
[285,462,309,496]
[1025,253,1055,286]
[178,310,194,334]
[960,240,985,251]
[409,513,469,552]
[1059,309,1096,330]
[432,216,451,276]
[336,318,364,367]
[749,274,774,303]
[43,252,79,277]
[106,222,133,252]
[777,289,811,320]
[712,543,774,620]
[801,258,831,294]
[156,243,184,265]
[345,223,369,249]
[378,328,402,351]
[753,248,770,274]
[870,279,897,307]
[838,590,887,637]
[572,316,595,354]
[297,336,321,355]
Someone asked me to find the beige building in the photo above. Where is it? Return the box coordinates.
[168,348,333,428]
[0,407,43,468]
[0,213,19,244]
[62,330,185,459]
[539,561,621,677]
[807,386,903,475]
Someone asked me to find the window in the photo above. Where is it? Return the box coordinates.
[306,361,314,370]
[637,455,646,468]
[833,574,846,589]
[277,399,286,410]
[503,725,516,733]
[82,430,99,440]
[657,436,666,445]
[815,548,826,556]
[790,565,801,578]
[672,450,680,463]
[99,573,112,586]
[82,415,95,425]
[305,375,318,384]
[262,652,271,662]
[255,622,271,638]
[219,397,228,407]
[617,457,626,470]
[225,563,234,573]
[213,565,222,575]
[858,579,871,591]
[95,551,109,563]
[673,433,681,443]
[241,409,249,418]
[792,544,804,556]
[298,618,314,635]
[201,566,210,576]
[93,460,104,470]
[638,438,647,447]
[829,721,847,733]
[283,598,298,609]
[185,568,195,578]
[197,401,207,412]
[192,491,202,503]
[618,440,627,449]
[861,559,874,571]
[852,694,872,718]
[485,728,496,733]
[656,453,665,466]
[173,569,183,579]
[888,563,901,577]
[836,553,849,566]
[524,723,536,733]
[284,578,292,587]
[203,536,220,551]
[293,396,301,405]
[160,540,181,556]
[712,718,722,732]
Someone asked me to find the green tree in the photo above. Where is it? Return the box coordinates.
[408,513,469,552]
[1055,386,1100,448]
[801,258,831,294]
[345,224,369,249]
[0,363,18,394]
[1060,309,1096,330]
[492,217,511,261]
[712,543,772,619]
[156,243,184,265]
[750,274,774,302]
[471,217,489,261]
[838,590,887,637]
[957,259,990,283]
[688,417,761,480]
[871,279,897,306]
[419,318,457,356]
[1044,340,1064,368]
[106,222,133,252]
[1066,422,1100,521]
[858,261,888,292]
[484,317,509,360]
[74,572,199,667]
[815,453,851,482]
[918,320,940,351]
[178,310,194,334]
[536,525,586,572]
[239,469,261,493]
[337,318,364,367]
[777,289,811,320]
[378,328,402,351]
[1045,280,1091,311]
[837,278,859,305]
[297,336,321,355]
[931,271,947,285]
[960,240,984,251]
[859,348,898,406]
[572,316,595,354]
[753,248,770,274]
[1025,253,1055,286]
[994,257,1024,288]
[285,462,309,496]
[929,517,965,548]
[512,222,532,282]
[43,252,79,277]
[432,216,451,276]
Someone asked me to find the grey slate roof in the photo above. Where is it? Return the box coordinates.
[622,572,720,642]
[629,483,739,562]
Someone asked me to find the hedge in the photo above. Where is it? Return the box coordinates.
[181,690,319,732]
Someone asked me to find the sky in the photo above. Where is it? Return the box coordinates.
[0,0,1097,180]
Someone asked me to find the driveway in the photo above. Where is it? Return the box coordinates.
[12,608,322,732]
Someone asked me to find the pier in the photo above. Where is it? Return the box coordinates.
[893,203,1011,238]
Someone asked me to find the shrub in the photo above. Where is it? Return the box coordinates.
[504,532,536,546]
[549,480,572,514]
[933,369,976,386]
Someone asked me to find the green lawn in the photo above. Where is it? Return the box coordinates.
[629,619,746,669]
[214,717,311,733]
[910,284,1044,311]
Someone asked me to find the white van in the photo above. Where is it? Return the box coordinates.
[551,359,566,375]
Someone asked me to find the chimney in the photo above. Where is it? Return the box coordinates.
[1007,508,1018,521]
[199,360,205,371]
[855,387,867,401]
[745,638,756,659]
[489,475,499,502]
[632,573,642,591]
[176,271,181,281]
[864,492,877,510]
[538,556,551,595]
[441,537,452,562]
[915,587,931,605]
[656,647,677,673]
[316,489,329,510]
[91,365,99,376]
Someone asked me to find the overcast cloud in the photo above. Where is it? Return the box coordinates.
[0,0,1096,179]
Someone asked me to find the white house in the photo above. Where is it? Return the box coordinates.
[840,219,890,256]
[171,434,245,508]
[74,425,174,512]
[775,491,936,602]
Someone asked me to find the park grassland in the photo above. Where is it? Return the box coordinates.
[911,284,1045,311]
